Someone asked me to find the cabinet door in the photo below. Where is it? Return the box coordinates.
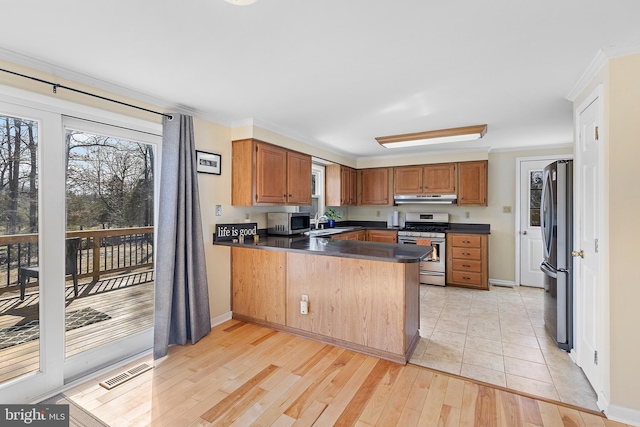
[286,151,312,205]
[394,166,423,194]
[349,168,357,205]
[255,142,287,204]
[340,167,351,205]
[423,163,456,194]
[367,230,398,243]
[360,168,390,205]
[458,161,488,206]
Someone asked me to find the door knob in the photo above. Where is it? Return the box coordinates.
[522,231,527,235]
[571,250,584,258]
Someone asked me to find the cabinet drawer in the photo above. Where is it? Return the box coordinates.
[452,247,481,260]
[452,259,482,273]
[452,271,482,286]
[451,235,481,248]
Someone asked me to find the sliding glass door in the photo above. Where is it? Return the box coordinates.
[0,89,161,402]
[62,117,158,381]
[0,101,66,403]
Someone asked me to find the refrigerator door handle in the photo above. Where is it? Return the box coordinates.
[540,261,558,278]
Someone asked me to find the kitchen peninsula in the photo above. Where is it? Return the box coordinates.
[216,237,432,363]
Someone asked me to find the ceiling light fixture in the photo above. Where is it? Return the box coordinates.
[224,0,257,5]
[376,124,488,149]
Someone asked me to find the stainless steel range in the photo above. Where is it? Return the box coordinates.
[398,212,449,286]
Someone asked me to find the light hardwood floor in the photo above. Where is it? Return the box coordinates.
[65,320,629,427]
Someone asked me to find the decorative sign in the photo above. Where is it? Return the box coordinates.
[214,223,258,242]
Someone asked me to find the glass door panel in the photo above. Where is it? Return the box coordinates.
[0,113,40,384]
[63,118,156,375]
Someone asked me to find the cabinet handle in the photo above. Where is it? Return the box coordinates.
[463,240,470,243]
[463,276,471,280]
[463,264,470,268]
[462,252,471,256]
[289,194,292,197]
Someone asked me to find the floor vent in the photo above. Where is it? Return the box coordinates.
[99,363,152,390]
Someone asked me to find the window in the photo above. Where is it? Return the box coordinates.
[300,163,325,218]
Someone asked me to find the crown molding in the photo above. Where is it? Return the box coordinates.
[356,145,492,163]
[489,142,572,153]
[0,47,233,126]
[565,50,608,102]
[566,40,640,102]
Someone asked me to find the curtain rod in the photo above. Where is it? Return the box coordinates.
[0,67,173,120]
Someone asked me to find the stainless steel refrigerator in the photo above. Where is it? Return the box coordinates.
[540,160,573,351]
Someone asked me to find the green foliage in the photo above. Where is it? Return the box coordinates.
[324,208,342,220]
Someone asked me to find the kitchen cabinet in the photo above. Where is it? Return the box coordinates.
[394,163,456,195]
[232,139,312,206]
[332,230,366,241]
[358,167,393,205]
[367,229,398,243]
[231,247,286,323]
[446,233,489,290]
[326,164,357,206]
[458,160,488,206]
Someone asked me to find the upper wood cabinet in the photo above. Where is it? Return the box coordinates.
[326,164,357,206]
[232,139,312,206]
[394,163,456,195]
[457,160,488,206]
[358,167,393,206]
[286,151,313,205]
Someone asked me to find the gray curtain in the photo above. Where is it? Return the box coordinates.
[154,114,211,359]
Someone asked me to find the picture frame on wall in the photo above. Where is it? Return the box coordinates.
[196,150,221,175]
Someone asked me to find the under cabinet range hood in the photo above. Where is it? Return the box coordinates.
[394,194,458,205]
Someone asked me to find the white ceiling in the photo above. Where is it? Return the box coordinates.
[1,0,639,159]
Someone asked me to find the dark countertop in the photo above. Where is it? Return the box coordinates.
[329,220,490,234]
[446,223,491,234]
[215,236,432,263]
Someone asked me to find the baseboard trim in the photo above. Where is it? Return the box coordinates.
[489,279,516,288]
[606,404,640,426]
[211,311,233,328]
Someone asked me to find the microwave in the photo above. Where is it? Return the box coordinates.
[267,212,311,235]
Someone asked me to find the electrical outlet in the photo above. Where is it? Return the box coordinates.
[376,210,380,217]
[465,211,470,219]
[503,206,512,213]
[215,205,222,216]
[302,294,309,302]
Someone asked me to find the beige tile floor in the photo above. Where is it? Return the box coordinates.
[409,284,599,411]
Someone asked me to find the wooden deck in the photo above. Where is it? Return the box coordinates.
[65,320,629,427]
[0,271,153,384]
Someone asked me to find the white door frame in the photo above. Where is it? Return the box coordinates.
[515,154,572,287]
[0,83,161,402]
[574,85,608,411]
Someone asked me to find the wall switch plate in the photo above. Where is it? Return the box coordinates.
[503,206,512,213]
[215,205,222,216]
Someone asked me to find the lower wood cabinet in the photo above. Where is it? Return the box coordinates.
[446,233,489,290]
[366,229,398,243]
[229,246,420,363]
[231,247,286,323]
[331,230,366,241]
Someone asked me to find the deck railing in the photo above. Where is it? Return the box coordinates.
[0,227,153,294]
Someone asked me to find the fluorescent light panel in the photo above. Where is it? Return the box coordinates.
[224,0,257,5]
[376,124,487,149]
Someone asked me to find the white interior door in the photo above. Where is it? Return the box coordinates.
[519,160,551,287]
[575,94,600,390]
